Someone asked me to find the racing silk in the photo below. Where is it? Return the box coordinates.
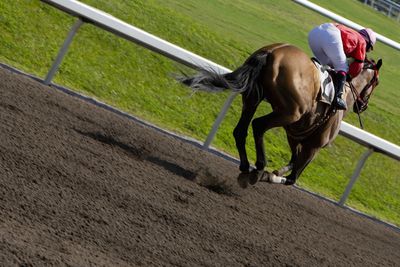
[335,24,367,78]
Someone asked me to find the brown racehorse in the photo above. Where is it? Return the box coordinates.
[179,43,382,185]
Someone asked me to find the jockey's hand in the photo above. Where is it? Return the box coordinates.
[346,73,353,82]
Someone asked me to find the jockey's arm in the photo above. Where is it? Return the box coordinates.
[348,61,363,78]
[347,40,366,79]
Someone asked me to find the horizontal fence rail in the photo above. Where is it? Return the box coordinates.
[40,0,399,208]
[41,0,231,73]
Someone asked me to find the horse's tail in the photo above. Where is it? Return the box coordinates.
[178,52,269,94]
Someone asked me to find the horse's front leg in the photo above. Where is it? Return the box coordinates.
[273,135,300,176]
[233,96,260,173]
[285,144,320,185]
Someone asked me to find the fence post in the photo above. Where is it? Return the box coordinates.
[338,148,374,206]
[44,18,84,85]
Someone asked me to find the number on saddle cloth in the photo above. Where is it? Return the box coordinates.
[311,58,335,105]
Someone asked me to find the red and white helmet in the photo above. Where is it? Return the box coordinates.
[359,28,377,49]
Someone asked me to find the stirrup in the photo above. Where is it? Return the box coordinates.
[335,97,347,110]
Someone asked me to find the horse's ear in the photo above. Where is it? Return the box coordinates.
[376,59,383,70]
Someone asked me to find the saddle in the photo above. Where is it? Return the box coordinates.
[311,58,336,105]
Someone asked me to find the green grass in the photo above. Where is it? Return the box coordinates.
[0,0,399,226]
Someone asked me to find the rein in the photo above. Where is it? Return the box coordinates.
[349,82,364,129]
[348,65,379,129]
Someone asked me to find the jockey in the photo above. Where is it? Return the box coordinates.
[308,23,377,110]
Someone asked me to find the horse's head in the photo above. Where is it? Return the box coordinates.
[351,58,382,113]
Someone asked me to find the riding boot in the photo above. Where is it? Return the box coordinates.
[334,71,348,110]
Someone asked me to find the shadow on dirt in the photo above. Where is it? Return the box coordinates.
[74,129,239,196]
[74,129,197,181]
[74,129,148,160]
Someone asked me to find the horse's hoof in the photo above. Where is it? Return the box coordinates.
[237,172,251,188]
[237,169,264,188]
[249,169,264,185]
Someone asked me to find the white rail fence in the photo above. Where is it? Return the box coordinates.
[40,0,399,207]
[362,0,400,21]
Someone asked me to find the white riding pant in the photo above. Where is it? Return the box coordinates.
[308,23,348,73]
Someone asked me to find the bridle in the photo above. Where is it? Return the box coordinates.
[349,60,380,128]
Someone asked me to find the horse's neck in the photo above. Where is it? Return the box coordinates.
[344,83,356,112]
[343,71,369,111]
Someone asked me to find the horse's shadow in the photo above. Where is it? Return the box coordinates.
[74,129,196,181]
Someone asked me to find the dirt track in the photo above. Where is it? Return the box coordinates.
[1,65,400,266]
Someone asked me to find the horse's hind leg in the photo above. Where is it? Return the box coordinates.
[233,95,261,172]
[252,112,299,171]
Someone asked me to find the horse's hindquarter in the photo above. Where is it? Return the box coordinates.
[262,45,320,115]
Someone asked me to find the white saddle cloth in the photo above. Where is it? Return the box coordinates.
[312,59,335,105]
